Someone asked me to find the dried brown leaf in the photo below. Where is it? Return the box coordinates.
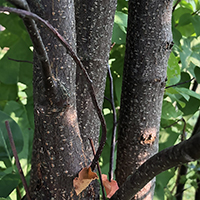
[73,167,98,195]
[102,174,119,198]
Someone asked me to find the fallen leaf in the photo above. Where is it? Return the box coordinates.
[73,167,98,195]
[102,174,119,198]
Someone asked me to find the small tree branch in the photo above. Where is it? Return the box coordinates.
[5,121,31,200]
[165,77,195,89]
[8,57,33,64]
[106,64,117,182]
[172,0,181,12]
[0,6,106,171]
[111,132,200,200]
[6,0,55,97]
[88,138,106,200]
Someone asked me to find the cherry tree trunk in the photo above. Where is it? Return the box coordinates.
[20,0,116,199]
[116,0,173,199]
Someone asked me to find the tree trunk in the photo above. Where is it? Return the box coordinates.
[15,0,116,199]
[26,0,86,199]
[75,0,117,165]
[116,0,173,199]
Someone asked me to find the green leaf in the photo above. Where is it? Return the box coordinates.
[0,173,20,198]
[173,7,193,24]
[172,27,182,46]
[191,15,200,36]
[179,1,194,11]
[112,11,128,44]
[0,13,27,37]
[178,13,192,26]
[161,100,183,120]
[175,87,200,100]
[0,39,32,84]
[195,0,200,10]
[190,52,200,67]
[194,66,200,83]
[3,101,34,168]
[0,111,23,159]
[114,11,128,28]
[155,169,175,200]
[0,29,19,48]
[0,83,18,102]
[178,97,200,117]
[191,36,200,51]
[167,52,180,86]
[112,23,127,44]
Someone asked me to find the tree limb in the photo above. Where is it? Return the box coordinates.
[106,64,117,181]
[6,0,55,96]
[0,6,106,171]
[111,133,200,200]
[5,121,31,200]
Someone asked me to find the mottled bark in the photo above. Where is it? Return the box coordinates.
[112,131,200,200]
[25,0,88,199]
[116,0,173,199]
[8,0,116,199]
[75,0,117,161]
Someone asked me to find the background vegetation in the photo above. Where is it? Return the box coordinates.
[0,0,200,199]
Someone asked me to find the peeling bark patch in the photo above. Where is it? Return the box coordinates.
[140,128,157,145]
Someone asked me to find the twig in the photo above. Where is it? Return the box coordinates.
[5,121,31,200]
[111,132,200,200]
[0,6,107,171]
[163,119,182,129]
[88,138,106,200]
[6,1,55,96]
[8,57,33,64]
[172,0,181,12]
[165,77,195,89]
[106,64,117,182]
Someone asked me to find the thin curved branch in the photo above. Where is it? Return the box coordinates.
[89,138,106,200]
[6,0,55,95]
[111,133,200,200]
[5,121,31,200]
[165,77,195,89]
[106,64,117,181]
[0,6,107,171]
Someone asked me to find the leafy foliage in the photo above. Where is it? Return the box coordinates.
[0,3,33,199]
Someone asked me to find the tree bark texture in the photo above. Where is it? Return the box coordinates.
[26,0,86,199]
[13,0,117,199]
[116,0,173,199]
[75,0,117,164]
[112,130,200,200]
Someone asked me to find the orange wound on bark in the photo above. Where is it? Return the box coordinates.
[73,167,98,195]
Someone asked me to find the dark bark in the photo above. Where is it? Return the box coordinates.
[24,0,88,199]
[75,0,117,161]
[6,0,116,199]
[116,0,173,199]
[111,132,200,200]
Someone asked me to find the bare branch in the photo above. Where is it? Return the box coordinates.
[0,6,106,171]
[5,121,31,200]
[106,64,117,182]
[111,133,200,200]
[6,1,55,96]
[8,57,33,64]
[172,0,181,12]
[165,77,195,89]
[89,138,106,200]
